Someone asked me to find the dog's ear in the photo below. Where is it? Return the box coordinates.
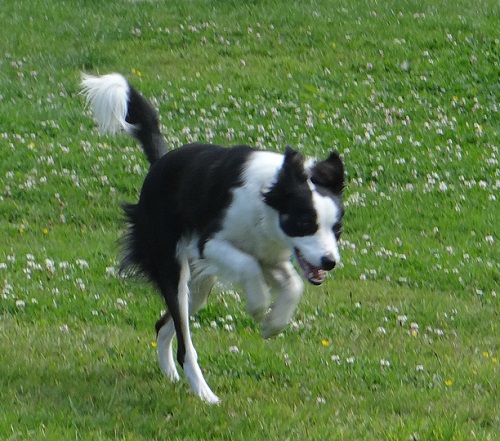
[263,146,308,210]
[282,146,308,183]
[310,152,344,195]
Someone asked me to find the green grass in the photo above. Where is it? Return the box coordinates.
[1,0,498,439]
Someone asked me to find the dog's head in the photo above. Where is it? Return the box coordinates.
[263,146,344,285]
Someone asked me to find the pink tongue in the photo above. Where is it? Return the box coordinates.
[316,268,325,279]
[295,249,326,284]
[309,268,325,283]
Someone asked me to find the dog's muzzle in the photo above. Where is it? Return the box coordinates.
[294,249,336,285]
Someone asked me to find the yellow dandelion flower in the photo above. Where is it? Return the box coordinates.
[137,71,142,77]
[43,228,49,235]
[195,72,201,78]
[482,351,489,358]
[321,339,330,347]
[151,341,157,348]
[131,68,136,74]
[445,379,453,387]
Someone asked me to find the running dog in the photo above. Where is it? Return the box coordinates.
[81,73,344,403]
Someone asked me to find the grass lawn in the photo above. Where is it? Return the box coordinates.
[1,0,498,439]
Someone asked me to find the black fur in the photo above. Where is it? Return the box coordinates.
[125,85,168,165]
[310,152,345,196]
[121,143,255,280]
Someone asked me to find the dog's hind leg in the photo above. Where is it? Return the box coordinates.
[156,255,220,404]
[156,312,180,383]
[261,262,304,338]
[155,275,214,384]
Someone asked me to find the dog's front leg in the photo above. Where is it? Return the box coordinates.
[203,238,270,322]
[262,262,304,338]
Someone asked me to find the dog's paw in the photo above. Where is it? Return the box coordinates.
[184,360,221,405]
[160,360,181,383]
[158,344,181,382]
[261,313,287,339]
[248,305,269,323]
[164,366,181,383]
[197,387,221,405]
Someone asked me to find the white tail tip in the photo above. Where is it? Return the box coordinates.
[80,73,133,135]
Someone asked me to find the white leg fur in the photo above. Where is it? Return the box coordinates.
[261,262,304,338]
[183,351,220,405]
[156,275,215,387]
[157,319,180,382]
[177,255,220,404]
[203,238,270,321]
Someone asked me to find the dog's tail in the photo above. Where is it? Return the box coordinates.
[80,73,167,165]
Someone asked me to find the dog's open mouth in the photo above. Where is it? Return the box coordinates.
[294,248,326,285]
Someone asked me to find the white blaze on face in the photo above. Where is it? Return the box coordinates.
[290,191,341,269]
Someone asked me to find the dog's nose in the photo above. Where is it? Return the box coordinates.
[321,254,336,271]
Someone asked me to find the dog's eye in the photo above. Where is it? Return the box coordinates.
[280,214,317,237]
[332,222,342,240]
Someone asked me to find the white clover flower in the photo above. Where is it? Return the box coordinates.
[45,259,56,273]
[438,182,448,192]
[377,326,387,335]
[397,315,408,325]
[76,259,89,270]
[105,266,117,277]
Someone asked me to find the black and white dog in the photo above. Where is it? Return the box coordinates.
[81,73,344,404]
